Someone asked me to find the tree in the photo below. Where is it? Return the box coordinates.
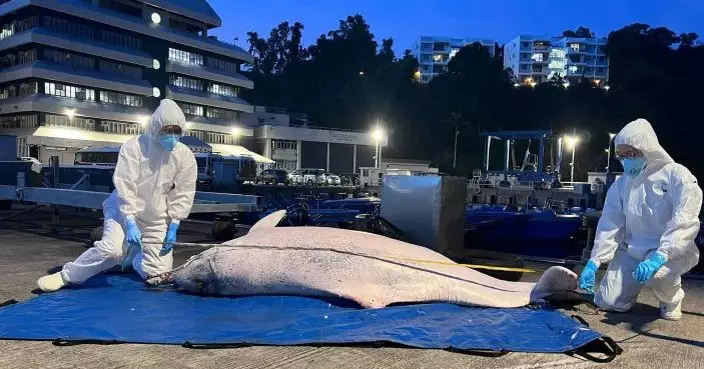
[562,26,595,38]
[679,32,699,48]
[242,19,704,180]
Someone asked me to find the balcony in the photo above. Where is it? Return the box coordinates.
[166,85,253,113]
[0,61,153,96]
[186,119,254,137]
[0,27,153,67]
[0,94,152,124]
[166,60,253,89]
[1,0,253,63]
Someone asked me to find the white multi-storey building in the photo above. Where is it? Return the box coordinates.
[0,0,258,164]
[548,37,609,85]
[414,36,496,84]
[504,35,609,86]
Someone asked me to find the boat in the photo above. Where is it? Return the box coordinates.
[464,204,584,259]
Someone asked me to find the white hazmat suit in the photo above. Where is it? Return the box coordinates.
[591,119,701,317]
[49,100,197,288]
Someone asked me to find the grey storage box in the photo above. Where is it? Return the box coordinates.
[380,175,467,256]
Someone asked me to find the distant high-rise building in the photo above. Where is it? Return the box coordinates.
[413,36,496,84]
[504,35,609,86]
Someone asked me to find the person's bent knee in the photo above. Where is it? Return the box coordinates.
[595,290,634,312]
[93,239,124,261]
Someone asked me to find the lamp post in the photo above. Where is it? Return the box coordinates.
[606,132,615,172]
[564,134,580,183]
[371,126,385,169]
[453,128,459,169]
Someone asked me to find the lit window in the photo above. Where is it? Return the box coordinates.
[432,54,443,63]
[570,43,581,52]
[178,102,204,116]
[531,53,543,62]
[207,83,238,97]
[449,49,459,59]
[44,82,95,100]
[168,48,203,65]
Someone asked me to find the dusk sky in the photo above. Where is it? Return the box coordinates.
[208,0,704,53]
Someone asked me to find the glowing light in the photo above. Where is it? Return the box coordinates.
[231,127,241,136]
[371,127,386,143]
[137,115,149,126]
[152,87,161,97]
[152,59,161,70]
[358,71,365,76]
[529,81,537,88]
[64,108,75,119]
[151,12,161,24]
[564,135,580,148]
[593,79,601,85]
[513,83,520,87]
[563,81,570,88]
[604,148,610,153]
[413,70,421,81]
[185,122,192,129]
[603,85,611,91]
[609,133,616,139]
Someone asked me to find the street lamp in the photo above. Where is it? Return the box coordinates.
[371,126,386,168]
[606,133,616,172]
[564,134,580,183]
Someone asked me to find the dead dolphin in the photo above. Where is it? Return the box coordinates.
[148,210,579,308]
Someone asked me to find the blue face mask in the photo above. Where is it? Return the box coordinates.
[158,134,179,152]
[620,157,647,178]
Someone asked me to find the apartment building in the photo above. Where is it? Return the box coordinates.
[504,34,609,86]
[414,36,496,83]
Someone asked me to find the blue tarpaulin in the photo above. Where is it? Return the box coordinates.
[0,275,619,358]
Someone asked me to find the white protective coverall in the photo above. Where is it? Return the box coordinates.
[591,118,701,313]
[62,99,198,282]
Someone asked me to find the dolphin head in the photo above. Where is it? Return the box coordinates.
[172,252,220,294]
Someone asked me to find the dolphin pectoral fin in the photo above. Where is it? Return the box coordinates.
[249,210,287,233]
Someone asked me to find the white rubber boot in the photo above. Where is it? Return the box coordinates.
[660,301,682,321]
[37,272,69,293]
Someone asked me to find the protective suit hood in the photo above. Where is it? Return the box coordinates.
[145,99,186,139]
[614,118,674,169]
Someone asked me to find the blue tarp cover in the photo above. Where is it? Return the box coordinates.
[0,275,604,353]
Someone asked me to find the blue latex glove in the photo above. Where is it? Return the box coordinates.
[579,260,599,293]
[162,222,179,253]
[633,252,667,284]
[124,218,142,248]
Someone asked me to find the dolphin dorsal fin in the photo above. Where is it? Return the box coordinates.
[249,210,287,232]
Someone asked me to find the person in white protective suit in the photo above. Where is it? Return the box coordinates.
[37,99,198,292]
[579,118,702,320]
